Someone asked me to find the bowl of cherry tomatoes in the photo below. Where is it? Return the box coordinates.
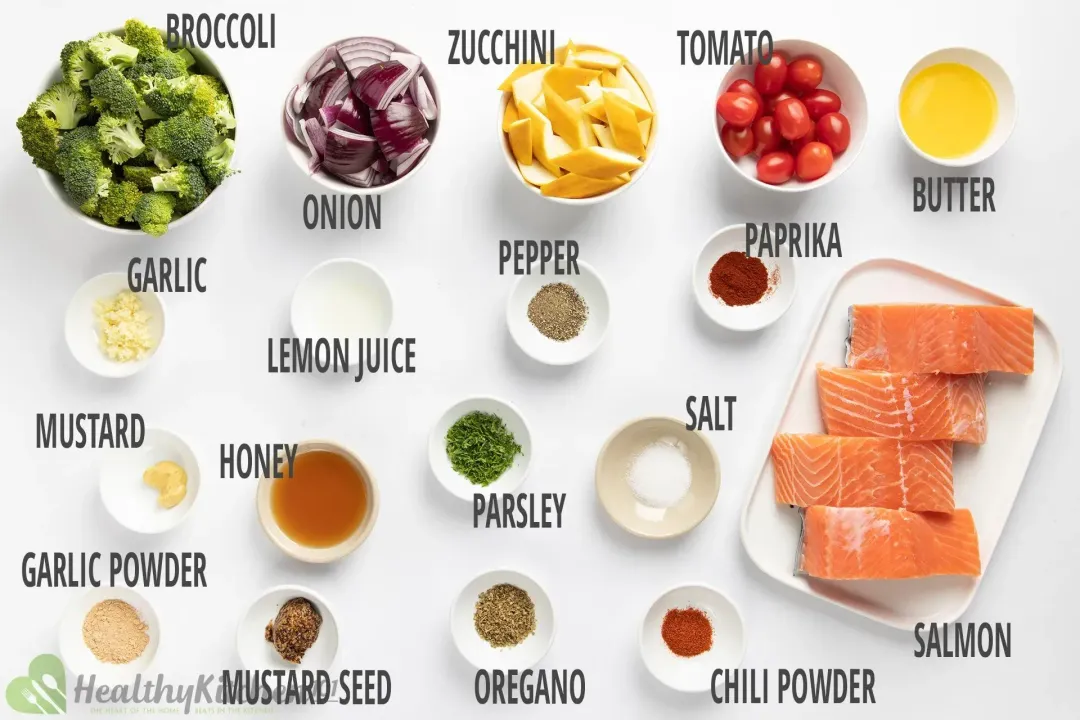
[714,39,867,192]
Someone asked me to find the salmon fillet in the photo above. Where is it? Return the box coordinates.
[798,506,981,580]
[772,434,954,512]
[817,365,987,444]
[847,304,1034,375]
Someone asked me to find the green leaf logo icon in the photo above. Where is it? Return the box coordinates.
[5,654,66,714]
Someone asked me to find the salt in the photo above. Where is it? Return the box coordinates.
[626,437,692,508]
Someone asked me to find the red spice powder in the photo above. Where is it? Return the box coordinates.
[709,251,769,306]
[661,606,713,657]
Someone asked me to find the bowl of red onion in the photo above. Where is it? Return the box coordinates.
[283,37,439,194]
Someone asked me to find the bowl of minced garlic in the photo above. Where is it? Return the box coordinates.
[65,272,164,377]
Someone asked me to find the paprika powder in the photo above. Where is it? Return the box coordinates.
[709,251,770,306]
[661,606,713,657]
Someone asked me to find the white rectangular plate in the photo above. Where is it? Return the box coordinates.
[740,259,1062,629]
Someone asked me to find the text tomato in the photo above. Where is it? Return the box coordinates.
[727,79,764,120]
[721,124,755,158]
[816,112,851,154]
[753,53,788,96]
[775,97,812,140]
[752,116,783,156]
[757,151,795,185]
[716,91,759,128]
[786,57,824,93]
[795,142,834,181]
[802,89,842,121]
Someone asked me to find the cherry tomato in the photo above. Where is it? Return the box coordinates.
[727,79,765,120]
[786,57,824,93]
[721,123,755,158]
[716,91,759,128]
[774,97,812,140]
[766,90,799,115]
[802,89,842,121]
[752,116,783,156]
[757,151,795,185]
[753,53,788,96]
[796,142,834,181]
[789,123,817,153]
[816,112,851,154]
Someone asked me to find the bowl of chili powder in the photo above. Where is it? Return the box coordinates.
[693,224,796,332]
[640,584,746,693]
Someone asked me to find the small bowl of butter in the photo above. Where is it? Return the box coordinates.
[100,428,200,534]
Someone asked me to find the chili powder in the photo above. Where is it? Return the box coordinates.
[709,251,770,306]
[661,606,713,657]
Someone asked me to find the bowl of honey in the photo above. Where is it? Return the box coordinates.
[256,440,379,563]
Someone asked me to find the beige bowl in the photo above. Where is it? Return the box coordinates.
[256,440,379,562]
[595,417,720,539]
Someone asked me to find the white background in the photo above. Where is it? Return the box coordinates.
[1,0,1077,717]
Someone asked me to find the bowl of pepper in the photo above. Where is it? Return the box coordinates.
[693,224,796,332]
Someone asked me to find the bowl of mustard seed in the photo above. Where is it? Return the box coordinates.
[237,585,339,671]
[450,569,554,671]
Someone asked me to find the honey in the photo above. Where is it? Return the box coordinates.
[271,449,367,548]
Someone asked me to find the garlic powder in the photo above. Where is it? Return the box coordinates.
[94,290,154,362]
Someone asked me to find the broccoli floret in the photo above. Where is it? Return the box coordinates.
[133,192,175,236]
[56,126,111,205]
[151,163,207,212]
[88,32,139,69]
[126,51,188,81]
[138,75,194,117]
[97,114,145,164]
[79,196,101,218]
[144,113,216,162]
[146,146,175,170]
[31,82,90,129]
[200,137,236,188]
[123,19,164,58]
[89,67,139,118]
[15,108,61,173]
[185,76,220,118]
[122,164,159,190]
[212,95,235,130]
[60,40,102,89]
[99,180,143,226]
[176,49,196,68]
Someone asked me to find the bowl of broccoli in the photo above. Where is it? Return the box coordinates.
[16,19,237,237]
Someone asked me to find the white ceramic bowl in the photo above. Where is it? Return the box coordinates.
[429,397,532,501]
[59,586,160,684]
[65,272,165,377]
[284,38,440,194]
[290,258,393,367]
[716,39,867,193]
[256,440,379,563]
[238,585,339,671]
[100,428,200,533]
[640,584,746,693]
[693,225,795,332]
[451,569,555,670]
[498,46,658,206]
[897,47,1016,167]
[506,261,610,365]
[37,28,232,234]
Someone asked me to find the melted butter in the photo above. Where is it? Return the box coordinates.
[900,62,997,159]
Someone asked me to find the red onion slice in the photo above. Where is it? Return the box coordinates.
[335,94,373,135]
[303,68,344,120]
[283,85,302,145]
[336,37,395,79]
[370,102,429,161]
[299,118,327,173]
[320,71,351,110]
[411,75,437,121]
[334,166,378,187]
[320,103,343,128]
[324,127,379,175]
[390,138,430,176]
[305,46,340,80]
[353,61,417,111]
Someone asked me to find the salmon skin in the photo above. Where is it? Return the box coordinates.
[798,506,981,580]
[772,434,954,512]
[847,304,1034,375]
[817,365,987,444]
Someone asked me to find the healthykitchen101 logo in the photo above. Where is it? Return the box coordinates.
[6,654,66,714]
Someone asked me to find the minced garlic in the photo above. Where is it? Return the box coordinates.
[94,290,155,362]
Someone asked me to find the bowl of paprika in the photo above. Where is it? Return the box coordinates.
[693,224,796,332]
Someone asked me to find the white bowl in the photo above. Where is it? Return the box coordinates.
[429,397,532,501]
[451,569,555,670]
[693,225,796,332]
[640,584,746,693]
[290,258,393,367]
[498,46,659,206]
[238,585,339,671]
[716,39,867,193]
[100,428,200,534]
[37,28,232,235]
[897,47,1016,167]
[506,261,610,365]
[284,38,440,194]
[59,586,160,684]
[65,272,165,377]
